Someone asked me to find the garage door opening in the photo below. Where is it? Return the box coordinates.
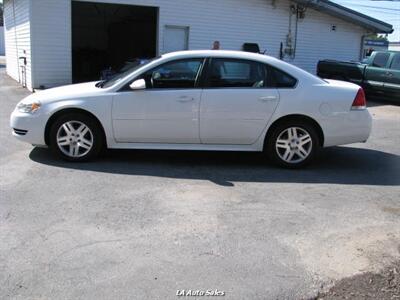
[72,1,158,83]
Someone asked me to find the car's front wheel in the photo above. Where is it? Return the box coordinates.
[49,113,104,162]
[266,121,319,168]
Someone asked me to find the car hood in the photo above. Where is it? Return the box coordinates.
[22,81,105,104]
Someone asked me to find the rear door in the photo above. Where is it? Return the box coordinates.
[383,53,400,102]
[364,52,391,98]
[200,58,279,145]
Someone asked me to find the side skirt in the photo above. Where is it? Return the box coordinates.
[107,142,262,152]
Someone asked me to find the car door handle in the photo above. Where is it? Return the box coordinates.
[177,96,195,102]
[259,96,278,102]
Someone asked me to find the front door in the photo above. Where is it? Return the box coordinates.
[384,53,400,101]
[112,58,205,143]
[364,52,391,98]
[200,58,279,145]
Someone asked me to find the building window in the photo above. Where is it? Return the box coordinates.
[164,26,189,53]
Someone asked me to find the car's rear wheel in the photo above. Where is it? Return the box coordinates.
[266,121,319,168]
[49,113,103,162]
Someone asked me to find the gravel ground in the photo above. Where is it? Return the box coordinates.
[316,260,400,300]
[1,65,399,300]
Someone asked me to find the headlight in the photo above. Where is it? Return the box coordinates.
[17,101,41,113]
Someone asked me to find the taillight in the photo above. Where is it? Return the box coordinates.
[351,88,366,110]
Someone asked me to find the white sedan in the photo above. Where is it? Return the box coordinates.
[10,50,372,168]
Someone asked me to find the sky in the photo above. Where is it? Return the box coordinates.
[332,0,400,41]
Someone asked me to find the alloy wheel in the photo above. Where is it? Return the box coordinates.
[56,121,94,158]
[275,127,313,164]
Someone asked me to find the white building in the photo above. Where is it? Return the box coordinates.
[389,42,400,52]
[3,0,393,91]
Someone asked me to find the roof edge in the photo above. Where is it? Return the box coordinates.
[292,0,394,34]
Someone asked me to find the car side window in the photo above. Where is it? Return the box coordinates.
[372,53,390,68]
[268,67,297,88]
[207,58,266,88]
[390,54,400,71]
[143,59,204,89]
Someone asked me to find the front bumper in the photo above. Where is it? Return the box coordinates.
[10,109,47,146]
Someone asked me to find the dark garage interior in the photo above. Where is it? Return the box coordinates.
[72,1,158,83]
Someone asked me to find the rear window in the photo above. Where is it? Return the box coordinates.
[268,67,297,88]
[390,54,400,71]
[372,53,390,68]
[208,58,266,88]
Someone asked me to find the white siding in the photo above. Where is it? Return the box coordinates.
[291,7,365,73]
[7,0,368,88]
[0,26,5,55]
[3,0,32,90]
[31,0,71,89]
[389,43,400,52]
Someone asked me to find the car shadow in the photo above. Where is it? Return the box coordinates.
[29,146,399,187]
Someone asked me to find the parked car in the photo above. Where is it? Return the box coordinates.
[10,50,371,168]
[317,51,400,102]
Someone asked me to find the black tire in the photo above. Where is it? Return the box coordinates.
[49,113,104,162]
[265,120,320,168]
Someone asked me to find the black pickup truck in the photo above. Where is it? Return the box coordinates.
[317,51,400,102]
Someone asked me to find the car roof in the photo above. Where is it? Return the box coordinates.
[161,50,293,72]
[162,50,268,60]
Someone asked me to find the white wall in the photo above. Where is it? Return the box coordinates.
[7,0,368,89]
[389,43,400,52]
[0,26,5,55]
[31,0,72,89]
[3,0,32,90]
[294,7,365,73]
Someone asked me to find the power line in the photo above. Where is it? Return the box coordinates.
[335,2,400,10]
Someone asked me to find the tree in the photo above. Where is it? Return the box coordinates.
[366,33,389,41]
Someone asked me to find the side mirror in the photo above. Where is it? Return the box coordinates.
[129,79,146,90]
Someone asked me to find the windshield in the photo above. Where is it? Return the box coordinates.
[98,58,157,88]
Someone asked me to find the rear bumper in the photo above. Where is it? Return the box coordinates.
[323,109,372,147]
[10,109,47,146]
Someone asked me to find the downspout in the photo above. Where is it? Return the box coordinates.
[285,4,295,59]
[29,0,35,91]
[293,7,299,59]
[12,0,21,83]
